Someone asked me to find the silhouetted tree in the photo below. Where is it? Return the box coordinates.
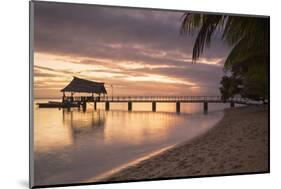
[181,13,269,101]
[220,75,241,101]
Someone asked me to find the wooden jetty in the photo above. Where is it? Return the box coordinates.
[38,95,255,113]
[66,95,253,113]
[37,77,260,113]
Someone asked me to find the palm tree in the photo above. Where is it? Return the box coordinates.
[180,13,269,100]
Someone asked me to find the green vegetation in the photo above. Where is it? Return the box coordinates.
[181,13,269,102]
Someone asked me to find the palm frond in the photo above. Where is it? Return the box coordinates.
[191,15,223,62]
[224,35,267,70]
[181,14,226,63]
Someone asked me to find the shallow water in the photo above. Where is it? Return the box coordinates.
[33,100,230,185]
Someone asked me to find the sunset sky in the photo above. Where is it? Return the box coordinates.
[33,2,230,99]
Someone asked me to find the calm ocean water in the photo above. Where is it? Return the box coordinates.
[33,99,232,185]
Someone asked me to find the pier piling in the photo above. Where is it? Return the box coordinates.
[176,101,181,113]
[204,102,208,113]
[152,101,156,112]
[105,101,110,111]
[94,101,97,110]
[128,101,132,111]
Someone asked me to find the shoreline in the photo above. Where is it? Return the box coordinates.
[86,145,177,182]
[101,106,269,182]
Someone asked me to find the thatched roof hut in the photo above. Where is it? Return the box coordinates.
[61,77,107,94]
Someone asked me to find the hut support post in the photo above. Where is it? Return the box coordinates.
[62,92,65,103]
[77,102,81,111]
[82,101,87,112]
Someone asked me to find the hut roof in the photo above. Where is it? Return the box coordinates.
[61,77,107,94]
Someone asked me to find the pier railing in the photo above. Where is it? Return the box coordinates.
[96,96,249,103]
[67,95,256,104]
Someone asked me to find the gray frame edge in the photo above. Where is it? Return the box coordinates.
[29,1,34,188]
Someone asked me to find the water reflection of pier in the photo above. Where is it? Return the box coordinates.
[62,109,106,141]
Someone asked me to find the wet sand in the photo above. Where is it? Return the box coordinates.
[103,106,269,181]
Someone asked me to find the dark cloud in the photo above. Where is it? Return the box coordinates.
[33,1,231,96]
[34,1,229,58]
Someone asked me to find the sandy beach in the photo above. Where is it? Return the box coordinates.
[103,106,269,182]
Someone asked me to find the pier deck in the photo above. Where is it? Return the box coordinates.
[38,96,261,113]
